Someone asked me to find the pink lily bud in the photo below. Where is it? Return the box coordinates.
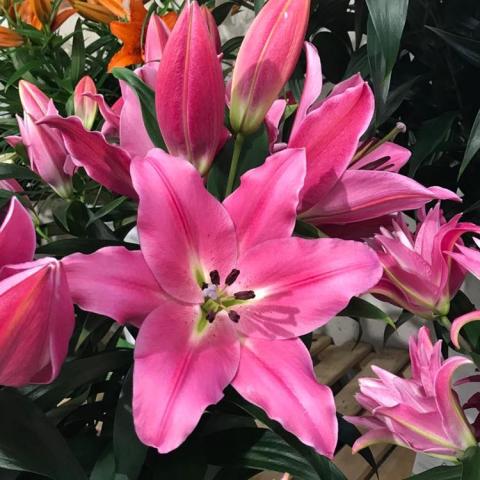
[369,205,480,320]
[155,1,226,174]
[230,0,310,135]
[200,5,221,54]
[0,198,75,386]
[346,327,477,461]
[74,75,98,130]
[15,81,75,198]
[144,14,171,63]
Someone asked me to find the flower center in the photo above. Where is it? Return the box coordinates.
[199,269,255,325]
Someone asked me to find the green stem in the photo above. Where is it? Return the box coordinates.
[225,133,245,197]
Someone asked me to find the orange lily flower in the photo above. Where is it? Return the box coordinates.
[161,11,177,30]
[0,25,24,47]
[16,0,43,29]
[107,0,147,71]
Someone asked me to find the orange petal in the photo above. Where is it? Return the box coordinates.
[108,47,142,71]
[51,7,76,30]
[95,0,127,18]
[0,26,24,47]
[72,0,117,23]
[161,11,177,30]
[31,0,51,25]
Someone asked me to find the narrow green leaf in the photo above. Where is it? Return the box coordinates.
[71,19,86,84]
[87,196,127,226]
[426,27,480,68]
[0,389,87,480]
[459,108,480,178]
[409,112,457,176]
[111,68,165,149]
[0,163,39,181]
[365,0,409,74]
[407,465,462,480]
[212,2,234,24]
[339,297,395,328]
[36,238,138,256]
[113,370,147,480]
[28,350,133,410]
[5,61,42,90]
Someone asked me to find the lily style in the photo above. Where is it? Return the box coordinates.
[346,327,477,461]
[63,148,382,455]
[369,204,480,320]
[0,198,74,386]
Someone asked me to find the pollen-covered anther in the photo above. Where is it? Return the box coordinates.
[206,311,217,323]
[228,310,240,323]
[209,270,220,285]
[234,290,256,300]
[225,269,240,286]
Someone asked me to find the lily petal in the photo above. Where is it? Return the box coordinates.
[232,337,337,458]
[133,303,240,453]
[39,115,136,198]
[300,170,459,225]
[290,42,322,139]
[449,244,480,279]
[62,247,163,327]
[351,142,411,173]
[144,14,170,63]
[349,427,409,454]
[234,237,382,338]
[290,80,374,210]
[223,148,306,255]
[265,99,287,151]
[131,149,237,303]
[434,356,477,449]
[450,311,480,349]
[0,198,35,267]
[0,259,74,386]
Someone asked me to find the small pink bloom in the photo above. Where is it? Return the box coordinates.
[11,81,75,198]
[370,205,480,319]
[346,327,477,461]
[73,75,98,130]
[230,0,310,135]
[155,1,226,174]
[63,147,382,454]
[0,198,74,386]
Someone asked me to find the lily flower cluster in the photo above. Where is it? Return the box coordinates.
[4,0,479,464]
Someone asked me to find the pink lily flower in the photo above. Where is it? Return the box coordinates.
[277,43,458,232]
[62,147,382,455]
[456,376,480,440]
[155,1,227,174]
[73,75,98,130]
[370,205,480,320]
[346,327,477,461]
[230,0,311,135]
[0,197,74,386]
[7,81,75,199]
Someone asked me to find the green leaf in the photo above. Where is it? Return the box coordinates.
[71,19,86,84]
[228,389,346,480]
[366,0,408,115]
[366,0,409,74]
[5,61,43,90]
[111,68,165,149]
[408,112,457,176]
[384,309,413,346]
[36,238,137,256]
[0,389,87,480]
[339,297,395,328]
[90,445,115,480]
[426,27,480,68]
[0,163,39,181]
[205,427,326,480]
[458,108,480,178]
[407,465,462,480]
[87,196,127,226]
[462,446,480,480]
[212,2,234,24]
[28,350,133,410]
[113,370,147,480]
[254,0,266,14]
